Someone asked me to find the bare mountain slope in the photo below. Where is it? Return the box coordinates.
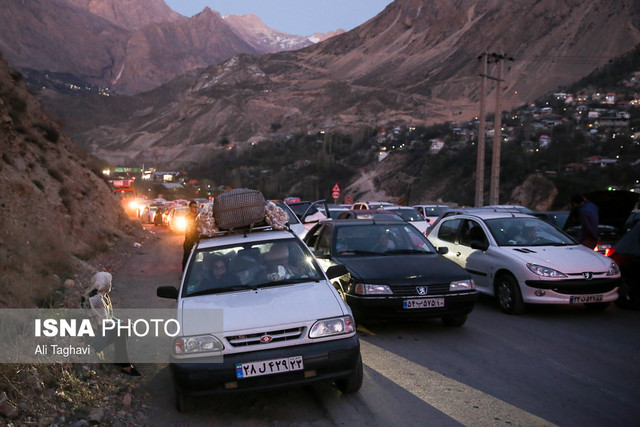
[50,0,640,167]
[0,54,139,308]
[0,0,334,94]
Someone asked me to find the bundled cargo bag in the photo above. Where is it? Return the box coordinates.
[213,188,266,230]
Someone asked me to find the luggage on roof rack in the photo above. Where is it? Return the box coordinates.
[213,188,266,230]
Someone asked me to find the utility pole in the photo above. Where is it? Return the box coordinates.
[475,53,514,206]
[475,53,488,207]
[489,58,504,205]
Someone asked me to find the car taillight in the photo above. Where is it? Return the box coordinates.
[604,247,616,257]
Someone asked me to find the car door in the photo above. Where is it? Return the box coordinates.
[434,218,494,291]
[305,223,334,271]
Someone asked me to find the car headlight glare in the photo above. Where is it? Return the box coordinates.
[606,261,620,276]
[354,283,393,295]
[174,335,223,354]
[527,263,567,278]
[309,316,355,338]
[450,279,475,291]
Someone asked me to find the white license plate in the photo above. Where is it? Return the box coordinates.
[569,295,604,304]
[236,356,304,379]
[403,298,445,309]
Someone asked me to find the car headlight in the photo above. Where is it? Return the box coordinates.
[450,279,475,291]
[174,335,224,354]
[309,316,355,338]
[354,283,393,295]
[606,260,620,276]
[527,263,568,278]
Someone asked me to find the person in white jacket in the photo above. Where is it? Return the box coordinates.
[83,272,141,376]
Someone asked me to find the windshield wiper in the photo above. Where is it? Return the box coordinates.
[383,249,431,255]
[256,278,318,288]
[187,284,257,297]
[338,250,380,255]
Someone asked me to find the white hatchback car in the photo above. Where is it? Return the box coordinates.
[427,212,622,314]
[157,227,362,412]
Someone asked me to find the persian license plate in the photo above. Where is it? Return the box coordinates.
[403,298,445,309]
[236,356,304,379]
[569,295,603,304]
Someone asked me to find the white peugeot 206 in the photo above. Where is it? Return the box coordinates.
[157,227,362,412]
[427,212,622,314]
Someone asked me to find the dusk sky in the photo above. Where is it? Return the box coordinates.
[164,0,394,35]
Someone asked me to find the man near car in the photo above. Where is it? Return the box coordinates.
[182,200,199,271]
[571,194,599,249]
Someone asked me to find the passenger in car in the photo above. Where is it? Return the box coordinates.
[209,255,240,287]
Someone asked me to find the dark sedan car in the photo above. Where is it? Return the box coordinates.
[605,223,640,310]
[304,220,479,326]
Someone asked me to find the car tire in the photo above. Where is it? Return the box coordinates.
[176,390,195,413]
[585,302,611,312]
[335,354,363,394]
[614,277,640,310]
[495,273,524,314]
[441,314,467,327]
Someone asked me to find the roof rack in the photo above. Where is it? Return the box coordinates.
[198,224,292,240]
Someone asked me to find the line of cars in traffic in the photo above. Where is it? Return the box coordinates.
[154,191,637,412]
[285,198,637,315]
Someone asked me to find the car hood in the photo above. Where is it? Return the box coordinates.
[336,254,469,284]
[178,281,344,335]
[505,245,611,272]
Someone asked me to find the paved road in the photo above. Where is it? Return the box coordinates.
[112,224,640,426]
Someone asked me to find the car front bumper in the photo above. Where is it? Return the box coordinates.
[345,291,479,320]
[170,335,360,397]
[521,277,621,304]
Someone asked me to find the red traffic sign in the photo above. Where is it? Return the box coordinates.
[332,191,340,199]
[332,183,340,193]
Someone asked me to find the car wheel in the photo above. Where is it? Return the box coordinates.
[585,302,611,312]
[614,277,640,310]
[441,314,467,327]
[176,390,195,413]
[335,354,363,394]
[495,273,524,314]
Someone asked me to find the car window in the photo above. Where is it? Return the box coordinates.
[485,218,576,246]
[316,226,333,256]
[334,224,435,255]
[273,201,301,225]
[388,208,423,222]
[459,220,488,247]
[437,218,462,243]
[184,239,323,297]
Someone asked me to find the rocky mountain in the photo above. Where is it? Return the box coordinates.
[41,0,640,168]
[0,0,336,94]
[223,14,313,53]
[0,53,139,308]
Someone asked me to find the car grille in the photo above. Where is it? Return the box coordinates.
[525,278,620,295]
[226,327,304,347]
[392,283,451,296]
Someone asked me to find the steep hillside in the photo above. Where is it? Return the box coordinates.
[223,14,313,53]
[0,54,139,308]
[47,0,640,167]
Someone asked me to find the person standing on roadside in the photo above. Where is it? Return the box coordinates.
[571,194,599,249]
[182,200,199,271]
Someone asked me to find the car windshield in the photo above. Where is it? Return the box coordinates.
[334,223,436,255]
[183,239,323,297]
[388,208,423,222]
[485,217,577,247]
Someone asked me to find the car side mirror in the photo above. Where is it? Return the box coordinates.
[470,240,489,251]
[437,247,449,255]
[326,264,349,279]
[157,286,179,300]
